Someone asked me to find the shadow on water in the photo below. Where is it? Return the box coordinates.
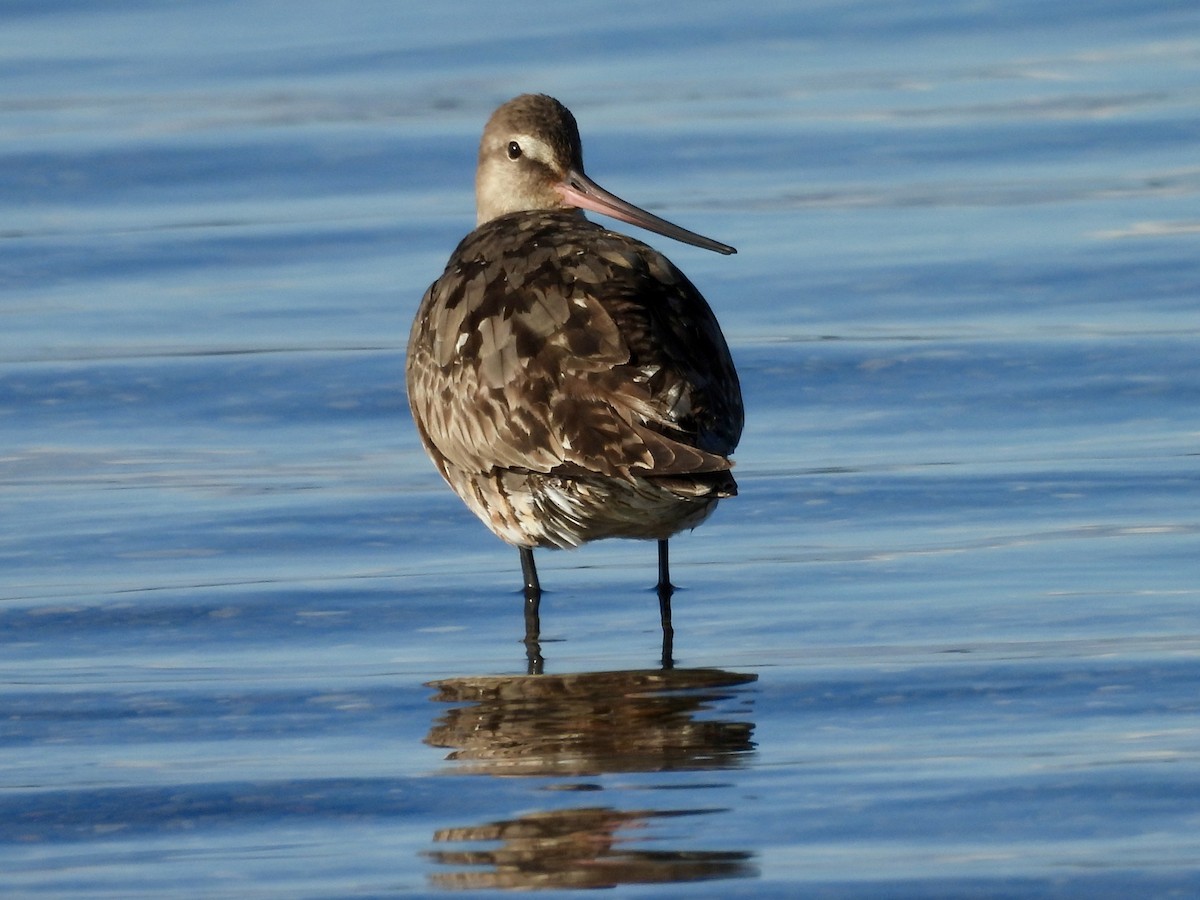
[423,666,758,890]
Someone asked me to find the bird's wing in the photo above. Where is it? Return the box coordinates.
[406,212,742,481]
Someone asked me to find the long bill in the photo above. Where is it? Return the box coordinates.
[555,167,736,256]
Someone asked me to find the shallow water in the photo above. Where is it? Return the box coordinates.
[3,1,1199,896]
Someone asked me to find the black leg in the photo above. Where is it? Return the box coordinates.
[519,547,544,673]
[657,539,675,669]
[520,546,541,596]
[657,538,674,596]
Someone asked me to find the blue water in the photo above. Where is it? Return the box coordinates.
[3,1,1199,896]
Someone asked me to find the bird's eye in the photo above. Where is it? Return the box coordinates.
[507,141,522,160]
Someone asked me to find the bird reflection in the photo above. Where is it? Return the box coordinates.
[426,806,754,890]
[424,666,757,889]
[426,667,755,776]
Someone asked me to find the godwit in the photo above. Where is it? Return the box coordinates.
[406,94,742,650]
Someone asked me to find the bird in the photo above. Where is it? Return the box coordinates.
[406,93,742,651]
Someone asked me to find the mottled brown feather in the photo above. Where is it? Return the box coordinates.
[411,211,738,452]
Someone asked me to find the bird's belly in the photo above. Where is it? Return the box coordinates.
[444,467,731,549]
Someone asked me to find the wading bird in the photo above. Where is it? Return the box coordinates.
[406,94,742,656]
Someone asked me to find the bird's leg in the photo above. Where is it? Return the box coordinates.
[657,539,675,669]
[520,546,541,599]
[657,538,675,606]
[519,547,543,672]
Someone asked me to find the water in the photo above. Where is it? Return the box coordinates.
[3,1,1199,896]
